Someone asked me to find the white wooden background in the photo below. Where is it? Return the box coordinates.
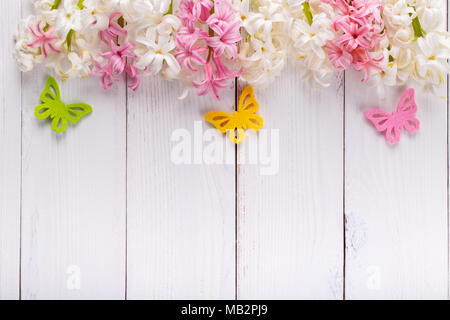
[0,1,449,300]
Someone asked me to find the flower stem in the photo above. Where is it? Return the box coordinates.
[207,5,215,62]
[302,1,313,26]
[77,0,85,9]
[167,0,173,15]
[51,0,61,9]
[66,29,75,51]
[118,16,125,28]
[407,5,426,39]
[207,27,215,62]
[412,16,425,39]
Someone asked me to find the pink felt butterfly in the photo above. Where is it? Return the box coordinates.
[364,88,420,143]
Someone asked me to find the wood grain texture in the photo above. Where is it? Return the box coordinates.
[126,78,236,299]
[20,0,127,297]
[21,71,127,299]
[447,0,449,300]
[345,71,448,299]
[0,0,21,300]
[2,0,450,301]
[237,68,344,299]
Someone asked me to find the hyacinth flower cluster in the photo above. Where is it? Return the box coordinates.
[174,0,242,99]
[27,22,61,58]
[323,0,386,82]
[13,0,450,100]
[236,0,289,87]
[93,12,141,90]
[286,0,336,87]
[370,0,450,96]
[14,0,180,92]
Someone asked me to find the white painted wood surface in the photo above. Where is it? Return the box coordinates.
[18,0,126,300]
[237,69,344,299]
[345,73,448,299]
[1,1,449,300]
[21,72,127,299]
[126,79,236,299]
[345,4,449,299]
[447,1,449,300]
[0,0,21,300]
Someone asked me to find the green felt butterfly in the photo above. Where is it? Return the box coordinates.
[35,77,92,133]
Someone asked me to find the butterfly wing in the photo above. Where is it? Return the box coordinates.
[364,109,391,132]
[35,76,62,121]
[238,85,258,114]
[396,88,420,134]
[365,109,402,143]
[396,88,417,114]
[51,116,68,134]
[35,103,53,120]
[384,124,401,143]
[240,113,264,131]
[65,103,93,124]
[40,76,61,104]
[204,111,246,143]
[204,111,236,133]
[237,85,264,131]
[402,117,420,134]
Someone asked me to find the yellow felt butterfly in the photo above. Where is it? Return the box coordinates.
[204,86,264,144]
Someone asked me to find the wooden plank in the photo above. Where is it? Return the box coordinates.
[0,0,22,300]
[21,72,127,299]
[20,0,127,298]
[237,68,344,299]
[447,0,449,301]
[20,70,127,299]
[345,71,448,298]
[126,78,236,299]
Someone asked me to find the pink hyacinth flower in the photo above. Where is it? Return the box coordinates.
[325,40,353,70]
[125,63,141,91]
[325,0,385,81]
[101,41,137,75]
[176,26,209,44]
[352,47,383,82]
[178,0,199,30]
[213,55,242,80]
[207,21,241,59]
[335,20,372,51]
[28,21,60,57]
[193,0,214,21]
[99,12,127,43]
[193,62,229,100]
[325,0,353,15]
[93,40,141,91]
[206,0,235,29]
[92,60,119,90]
[353,0,384,22]
[175,37,208,71]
